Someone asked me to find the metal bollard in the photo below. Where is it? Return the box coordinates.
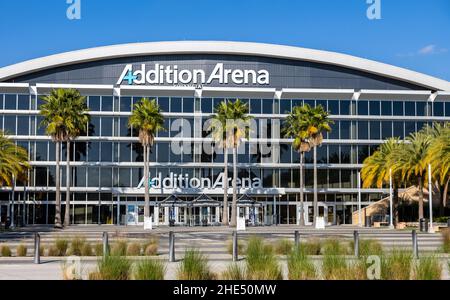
[232,231,238,262]
[169,231,175,262]
[353,230,360,257]
[102,232,109,258]
[294,231,300,249]
[34,233,40,264]
[412,230,418,259]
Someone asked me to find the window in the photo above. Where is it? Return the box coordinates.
[369,101,380,115]
[404,101,415,116]
[101,142,112,162]
[280,144,291,163]
[381,121,392,139]
[280,99,291,114]
[370,121,381,140]
[101,96,113,111]
[100,168,112,187]
[74,167,86,187]
[158,143,169,162]
[341,146,351,164]
[17,95,30,110]
[89,117,100,136]
[183,97,194,113]
[393,121,404,138]
[381,101,392,115]
[89,96,101,111]
[433,102,444,117]
[262,99,273,114]
[340,121,351,139]
[120,97,132,112]
[317,145,327,164]
[4,116,16,134]
[328,145,340,164]
[358,101,368,115]
[250,99,261,114]
[405,122,416,136]
[119,168,131,188]
[88,142,100,162]
[17,116,29,135]
[201,98,212,113]
[328,100,339,115]
[101,117,113,137]
[4,94,16,110]
[0,94,3,109]
[340,100,350,115]
[393,101,404,116]
[170,97,182,113]
[358,121,368,140]
[87,167,99,187]
[329,121,339,139]
[35,142,48,161]
[416,102,427,116]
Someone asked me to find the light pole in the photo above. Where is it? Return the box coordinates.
[389,168,394,229]
[358,171,362,227]
[428,164,434,233]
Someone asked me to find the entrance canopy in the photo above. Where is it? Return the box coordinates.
[157,194,189,207]
[191,194,221,208]
[236,194,263,207]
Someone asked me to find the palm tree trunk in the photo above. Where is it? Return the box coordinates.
[54,141,62,228]
[222,147,229,226]
[443,178,449,212]
[64,141,71,227]
[313,146,318,227]
[393,184,399,226]
[230,146,238,227]
[418,176,424,220]
[144,144,150,218]
[299,151,305,226]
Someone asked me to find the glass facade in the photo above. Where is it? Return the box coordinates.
[0,87,449,226]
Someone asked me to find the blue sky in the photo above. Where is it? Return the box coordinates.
[0,0,449,80]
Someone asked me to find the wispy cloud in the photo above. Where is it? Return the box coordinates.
[397,44,448,57]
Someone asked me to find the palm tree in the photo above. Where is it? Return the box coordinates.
[129,98,165,219]
[40,89,89,228]
[209,101,232,226]
[283,105,312,226]
[302,104,333,227]
[361,138,403,225]
[423,122,450,216]
[394,132,432,221]
[0,131,30,228]
[223,99,252,227]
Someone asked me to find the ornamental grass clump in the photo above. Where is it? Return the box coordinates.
[94,255,131,280]
[142,237,159,256]
[94,243,103,256]
[287,246,316,280]
[55,238,69,256]
[381,250,412,280]
[357,239,384,257]
[441,228,450,253]
[111,240,128,256]
[1,245,12,257]
[81,243,93,256]
[245,237,282,280]
[221,263,246,280]
[16,244,27,257]
[413,256,442,280]
[321,238,350,255]
[133,259,166,280]
[177,249,215,280]
[275,239,294,255]
[302,239,322,255]
[69,236,87,256]
[321,252,348,280]
[127,243,141,256]
[226,239,246,255]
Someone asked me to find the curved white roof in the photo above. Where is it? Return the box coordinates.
[0,41,449,91]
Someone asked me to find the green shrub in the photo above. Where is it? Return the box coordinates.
[287,246,316,280]
[55,238,69,256]
[111,240,128,256]
[321,239,349,255]
[69,237,86,256]
[94,243,103,256]
[222,263,246,280]
[359,239,384,257]
[47,246,59,257]
[441,228,450,253]
[413,256,442,280]
[1,245,12,257]
[134,259,166,280]
[381,250,412,280]
[226,239,246,255]
[245,237,282,280]
[177,249,215,280]
[96,255,131,280]
[274,239,294,255]
[301,239,322,255]
[127,243,141,256]
[81,243,93,256]
[321,252,348,280]
[16,245,27,257]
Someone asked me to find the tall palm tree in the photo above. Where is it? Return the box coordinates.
[302,104,333,227]
[283,105,312,226]
[361,138,403,225]
[209,101,232,226]
[423,122,450,216]
[40,89,89,228]
[224,99,252,227]
[129,98,165,219]
[0,130,30,186]
[394,132,432,221]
